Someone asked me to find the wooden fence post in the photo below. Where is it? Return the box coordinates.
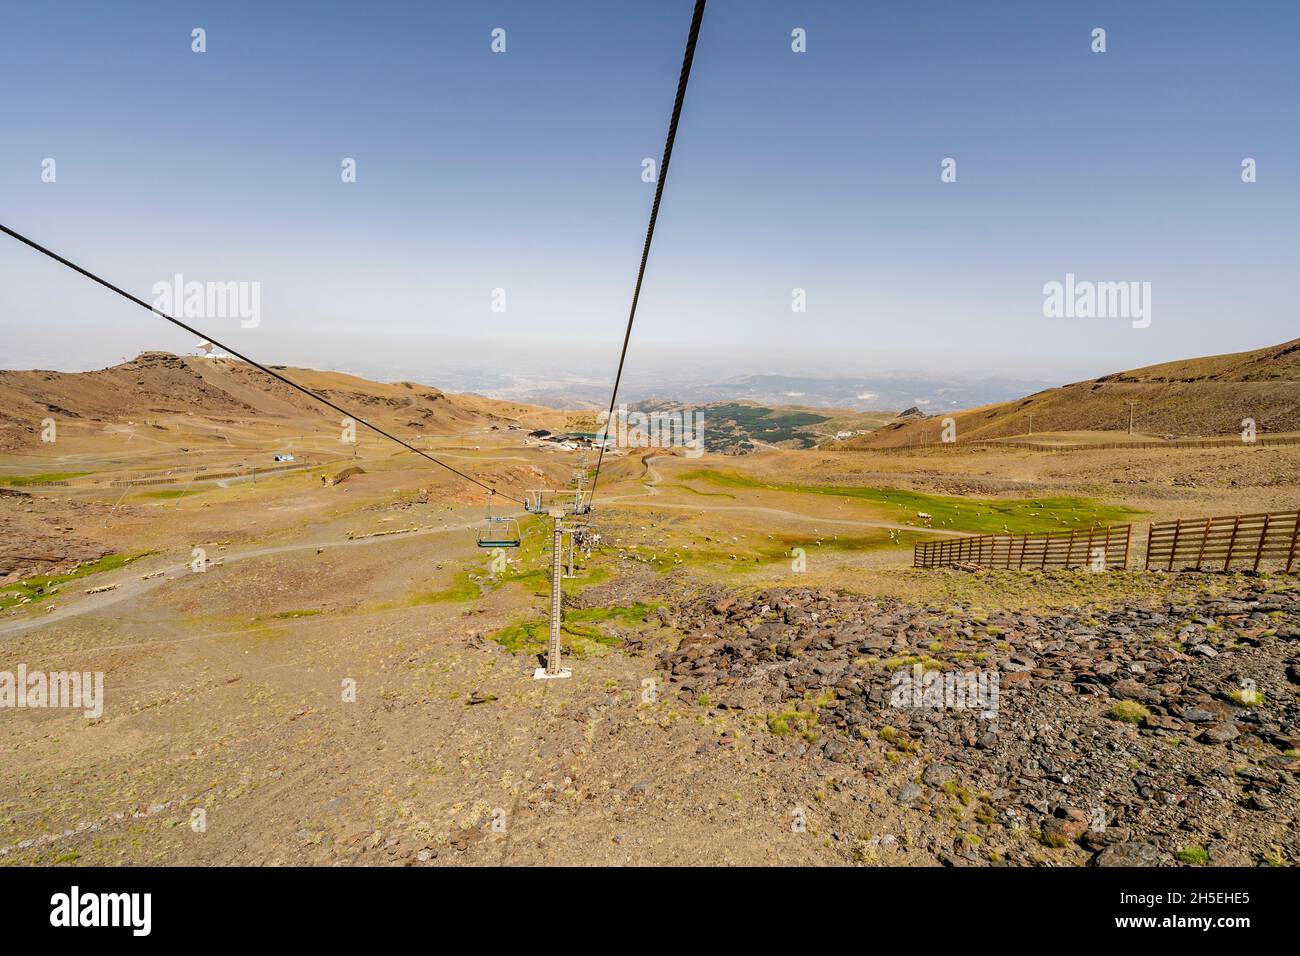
[1224,515,1241,571]
[1195,516,1212,568]
[1287,513,1300,574]
[1254,514,1271,572]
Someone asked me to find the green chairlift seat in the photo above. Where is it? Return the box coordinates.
[476,491,521,548]
[477,516,521,549]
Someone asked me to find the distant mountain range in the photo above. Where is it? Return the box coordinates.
[7,339,1294,456]
[847,338,1300,447]
[453,371,1057,414]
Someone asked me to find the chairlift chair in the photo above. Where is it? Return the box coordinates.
[476,491,521,548]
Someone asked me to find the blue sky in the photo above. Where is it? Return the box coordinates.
[2,0,1297,386]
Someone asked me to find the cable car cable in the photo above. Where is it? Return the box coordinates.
[586,0,707,504]
[0,222,524,505]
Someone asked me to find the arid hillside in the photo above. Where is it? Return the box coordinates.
[0,352,561,450]
[852,338,1300,448]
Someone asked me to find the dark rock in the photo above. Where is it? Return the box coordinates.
[1199,723,1240,744]
[1142,714,1183,731]
[1042,816,1087,846]
[897,783,923,805]
[1094,842,1165,867]
[921,763,956,788]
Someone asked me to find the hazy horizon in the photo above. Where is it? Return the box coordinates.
[3,0,1298,399]
[6,328,1286,415]
[0,331,1058,409]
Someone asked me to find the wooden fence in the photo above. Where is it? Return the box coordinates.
[971,436,1300,454]
[914,524,1132,570]
[1145,509,1300,572]
[108,476,181,487]
[915,511,1300,574]
[107,458,332,487]
[856,435,1300,455]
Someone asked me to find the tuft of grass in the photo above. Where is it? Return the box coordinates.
[766,705,818,738]
[766,689,838,738]
[808,688,837,707]
[1228,688,1264,707]
[1177,845,1210,866]
[1108,700,1151,724]
[1039,829,1070,849]
[884,655,943,672]
[943,779,972,806]
[877,724,917,753]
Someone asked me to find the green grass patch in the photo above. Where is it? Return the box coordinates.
[418,570,484,604]
[490,602,657,658]
[404,514,611,604]
[368,568,486,611]
[777,530,924,555]
[139,488,206,500]
[629,529,912,578]
[646,547,774,573]
[0,552,148,610]
[0,471,90,486]
[661,483,736,499]
[564,564,612,594]
[679,468,1138,535]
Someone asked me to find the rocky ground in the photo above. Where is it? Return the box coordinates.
[652,575,1300,866]
[0,489,115,582]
